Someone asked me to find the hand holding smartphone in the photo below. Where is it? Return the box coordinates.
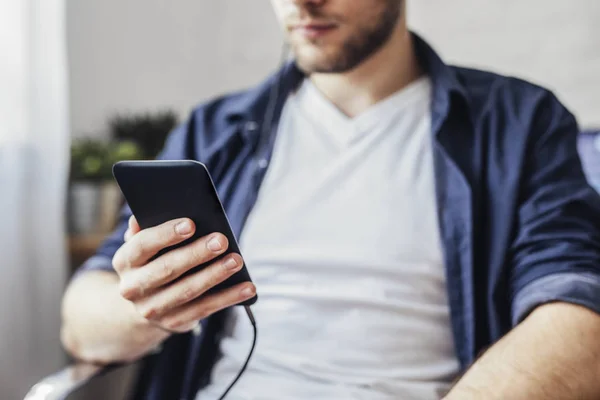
[111,160,257,333]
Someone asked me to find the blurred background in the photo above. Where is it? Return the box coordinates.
[1,0,599,398]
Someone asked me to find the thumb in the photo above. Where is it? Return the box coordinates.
[124,215,141,242]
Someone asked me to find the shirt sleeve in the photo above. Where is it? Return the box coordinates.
[510,91,600,325]
[75,122,191,276]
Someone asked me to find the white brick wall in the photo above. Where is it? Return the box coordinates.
[68,0,600,136]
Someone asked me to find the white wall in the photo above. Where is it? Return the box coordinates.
[68,0,600,138]
[408,0,600,128]
[67,0,282,137]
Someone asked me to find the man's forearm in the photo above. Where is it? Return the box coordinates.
[61,271,169,364]
[445,302,600,400]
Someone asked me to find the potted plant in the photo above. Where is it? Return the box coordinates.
[68,110,177,235]
[68,139,144,234]
[109,110,178,159]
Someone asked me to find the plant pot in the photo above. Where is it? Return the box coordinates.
[68,181,123,235]
[68,182,102,235]
[98,181,122,232]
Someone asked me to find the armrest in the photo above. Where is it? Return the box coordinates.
[24,363,107,400]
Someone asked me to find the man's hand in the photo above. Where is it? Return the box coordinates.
[114,216,256,334]
[60,216,256,364]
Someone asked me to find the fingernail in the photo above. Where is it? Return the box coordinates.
[176,220,193,235]
[224,256,240,271]
[207,235,223,252]
[241,285,255,298]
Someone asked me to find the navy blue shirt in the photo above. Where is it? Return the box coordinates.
[80,35,600,400]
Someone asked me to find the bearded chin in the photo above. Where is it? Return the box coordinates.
[291,1,401,74]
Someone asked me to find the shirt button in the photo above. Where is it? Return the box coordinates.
[192,323,202,336]
[257,159,268,169]
[245,121,258,132]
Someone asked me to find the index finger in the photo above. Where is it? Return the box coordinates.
[113,218,195,270]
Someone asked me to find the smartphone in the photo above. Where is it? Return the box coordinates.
[112,160,257,306]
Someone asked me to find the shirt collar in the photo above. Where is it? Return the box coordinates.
[223,32,467,141]
[411,33,469,134]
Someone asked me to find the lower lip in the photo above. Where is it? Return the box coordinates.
[294,26,336,39]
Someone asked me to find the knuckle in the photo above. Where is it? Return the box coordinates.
[190,241,209,264]
[138,304,161,320]
[193,302,211,320]
[145,266,166,289]
[136,274,151,296]
[119,281,138,301]
[158,259,175,281]
[162,317,183,332]
[196,305,212,319]
[177,286,197,304]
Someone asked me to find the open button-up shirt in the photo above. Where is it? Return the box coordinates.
[79,35,600,400]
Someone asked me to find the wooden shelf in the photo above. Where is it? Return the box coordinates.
[68,233,108,270]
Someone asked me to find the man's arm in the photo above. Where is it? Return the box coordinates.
[61,270,171,364]
[447,89,600,399]
[445,302,600,399]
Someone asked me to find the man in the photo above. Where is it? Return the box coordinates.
[61,0,600,399]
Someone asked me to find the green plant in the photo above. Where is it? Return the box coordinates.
[70,139,144,182]
[109,110,178,159]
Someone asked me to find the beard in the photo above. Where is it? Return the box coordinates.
[288,0,402,74]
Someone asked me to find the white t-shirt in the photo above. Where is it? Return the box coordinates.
[198,77,460,400]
